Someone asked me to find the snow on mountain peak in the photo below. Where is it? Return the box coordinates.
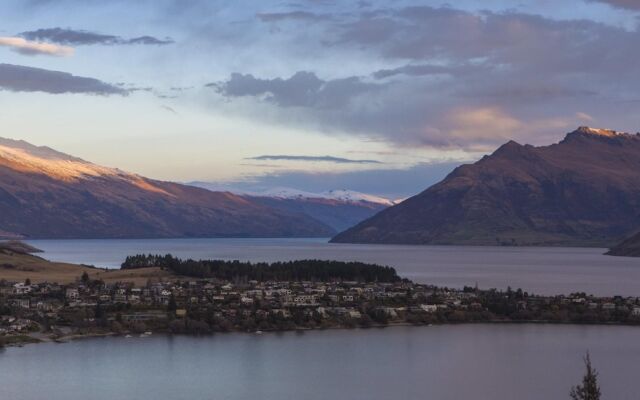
[188,183,396,206]
[259,187,395,205]
[0,136,173,196]
[575,126,624,137]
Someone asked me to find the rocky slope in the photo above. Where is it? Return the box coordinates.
[605,232,640,257]
[332,127,640,246]
[0,137,334,239]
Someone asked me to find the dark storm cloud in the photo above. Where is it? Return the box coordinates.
[210,71,381,108]
[20,28,174,46]
[246,155,382,164]
[0,63,128,95]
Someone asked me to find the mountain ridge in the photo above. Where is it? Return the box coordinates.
[332,127,640,246]
[0,137,335,239]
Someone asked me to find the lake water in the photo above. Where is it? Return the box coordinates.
[1,324,638,400]
[29,238,640,296]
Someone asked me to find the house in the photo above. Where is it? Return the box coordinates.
[65,288,79,300]
[12,298,30,308]
[271,309,291,318]
[602,303,616,311]
[420,304,438,313]
[341,295,354,303]
[121,311,168,322]
[13,283,32,295]
[292,294,318,306]
[113,293,127,303]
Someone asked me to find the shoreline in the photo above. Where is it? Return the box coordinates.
[5,318,639,350]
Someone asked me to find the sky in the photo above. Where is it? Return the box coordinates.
[1,0,639,198]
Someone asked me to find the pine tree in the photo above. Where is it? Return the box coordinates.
[81,271,90,285]
[570,353,601,400]
[168,294,177,313]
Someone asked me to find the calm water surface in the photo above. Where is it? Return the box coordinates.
[29,238,640,295]
[1,324,638,400]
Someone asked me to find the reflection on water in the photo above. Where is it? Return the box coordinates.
[1,324,638,400]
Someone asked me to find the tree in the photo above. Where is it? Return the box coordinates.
[570,353,601,400]
[94,301,104,320]
[168,294,177,313]
[81,271,90,285]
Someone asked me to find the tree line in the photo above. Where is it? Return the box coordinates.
[121,254,401,283]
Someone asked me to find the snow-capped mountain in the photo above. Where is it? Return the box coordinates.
[258,187,396,206]
[188,183,394,232]
[190,184,397,206]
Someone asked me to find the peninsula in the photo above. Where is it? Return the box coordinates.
[2,250,640,347]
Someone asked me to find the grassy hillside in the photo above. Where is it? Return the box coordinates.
[0,248,173,285]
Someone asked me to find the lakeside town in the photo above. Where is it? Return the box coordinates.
[2,254,640,347]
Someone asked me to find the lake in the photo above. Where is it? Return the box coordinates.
[1,324,638,400]
[29,238,640,296]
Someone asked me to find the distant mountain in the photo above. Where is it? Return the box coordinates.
[332,127,640,246]
[256,187,396,206]
[189,185,393,232]
[605,232,640,257]
[0,137,334,239]
[247,195,389,233]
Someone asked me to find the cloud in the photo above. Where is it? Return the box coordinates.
[0,63,128,95]
[446,107,523,142]
[196,161,463,199]
[576,112,595,122]
[0,36,73,56]
[207,5,640,150]
[211,71,381,109]
[246,155,382,164]
[373,63,486,79]
[257,11,329,22]
[586,0,640,10]
[161,105,178,114]
[20,28,173,46]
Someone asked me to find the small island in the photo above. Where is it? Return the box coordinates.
[2,250,640,348]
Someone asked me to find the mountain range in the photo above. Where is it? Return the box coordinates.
[332,127,640,247]
[189,184,394,232]
[0,137,337,239]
